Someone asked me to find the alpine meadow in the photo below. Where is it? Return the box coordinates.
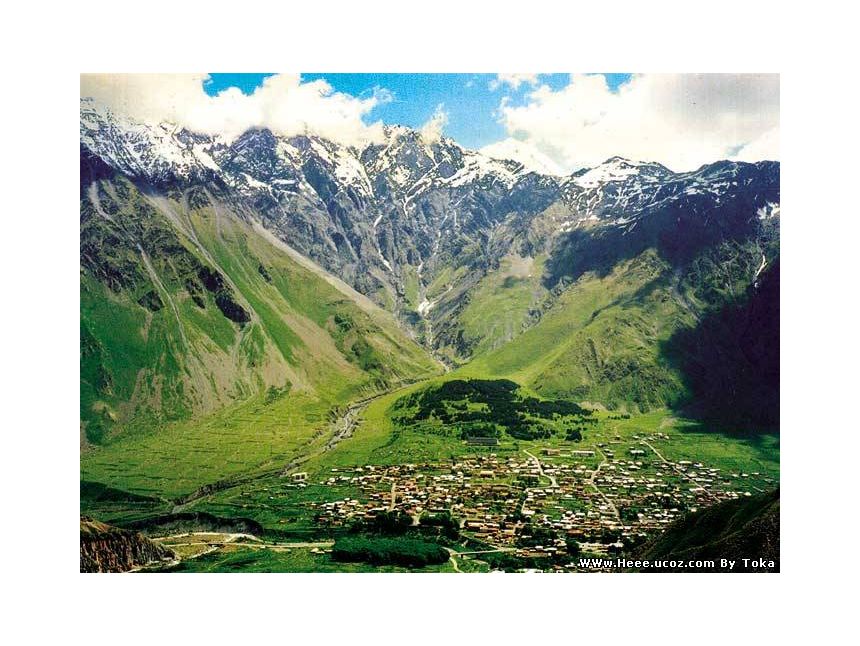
[80,73,779,573]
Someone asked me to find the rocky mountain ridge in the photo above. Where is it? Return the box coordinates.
[81,98,779,366]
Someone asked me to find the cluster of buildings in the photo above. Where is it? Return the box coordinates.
[307,432,773,568]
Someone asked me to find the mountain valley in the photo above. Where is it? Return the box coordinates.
[80,97,780,572]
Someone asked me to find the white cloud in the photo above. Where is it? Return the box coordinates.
[490,73,540,91]
[419,104,449,142]
[493,73,779,172]
[732,126,780,163]
[80,73,390,147]
[480,138,566,176]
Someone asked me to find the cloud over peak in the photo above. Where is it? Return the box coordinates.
[419,104,449,143]
[81,73,779,172]
[495,73,779,172]
[80,73,390,147]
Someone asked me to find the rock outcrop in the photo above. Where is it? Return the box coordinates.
[80,517,174,573]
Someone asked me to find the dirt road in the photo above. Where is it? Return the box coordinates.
[588,447,621,521]
[641,439,718,501]
[521,449,558,515]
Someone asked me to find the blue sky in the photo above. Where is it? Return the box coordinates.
[204,73,632,150]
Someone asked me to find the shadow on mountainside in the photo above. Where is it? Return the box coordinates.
[543,162,779,289]
[662,260,779,433]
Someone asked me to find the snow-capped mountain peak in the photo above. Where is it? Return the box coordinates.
[80,98,227,181]
[80,97,779,326]
[572,156,655,188]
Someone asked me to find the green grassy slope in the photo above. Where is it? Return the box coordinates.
[454,237,777,415]
[80,175,440,500]
[457,250,693,411]
[457,253,549,357]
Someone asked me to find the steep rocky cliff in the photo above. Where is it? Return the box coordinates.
[80,517,174,573]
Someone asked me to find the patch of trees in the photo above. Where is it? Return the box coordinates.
[332,312,354,332]
[565,428,583,442]
[619,506,642,522]
[623,533,649,551]
[599,528,622,543]
[418,512,460,539]
[264,383,292,405]
[331,536,449,568]
[458,422,500,441]
[517,525,557,548]
[347,337,383,372]
[479,550,544,572]
[393,379,592,442]
[506,421,554,441]
[644,493,686,511]
[349,510,413,536]
[136,289,164,312]
[330,312,383,373]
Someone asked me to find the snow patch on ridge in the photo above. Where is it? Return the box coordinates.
[757,202,780,219]
[443,152,518,188]
[417,298,433,316]
[574,158,643,188]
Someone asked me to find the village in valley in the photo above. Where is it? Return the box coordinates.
[298,428,776,571]
[98,387,778,573]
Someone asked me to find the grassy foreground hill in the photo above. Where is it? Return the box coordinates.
[633,489,779,572]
